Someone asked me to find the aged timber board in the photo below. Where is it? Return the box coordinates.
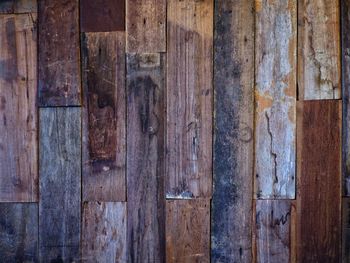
[0,0,37,13]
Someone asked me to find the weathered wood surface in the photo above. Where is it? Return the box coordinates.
[211,0,254,262]
[298,0,341,100]
[254,0,296,199]
[0,0,36,13]
[342,198,350,262]
[82,202,127,262]
[38,0,81,106]
[166,0,213,199]
[0,203,38,262]
[82,32,126,202]
[126,0,166,52]
[39,108,81,262]
[126,53,166,262]
[296,100,341,262]
[81,0,125,32]
[166,199,210,263]
[253,200,295,263]
[0,14,38,202]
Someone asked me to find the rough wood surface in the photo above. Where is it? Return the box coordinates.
[126,0,166,52]
[81,0,125,32]
[166,199,210,263]
[82,32,126,202]
[298,0,341,100]
[38,0,81,106]
[0,203,38,262]
[39,108,81,262]
[296,100,341,262]
[126,53,165,262]
[0,0,36,13]
[82,202,127,262]
[254,0,296,199]
[166,0,213,199]
[0,14,38,202]
[342,198,350,262]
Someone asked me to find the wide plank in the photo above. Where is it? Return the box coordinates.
[39,108,81,262]
[342,198,350,262]
[82,32,126,202]
[0,13,38,202]
[166,0,213,199]
[126,53,166,262]
[211,0,254,262]
[0,0,36,13]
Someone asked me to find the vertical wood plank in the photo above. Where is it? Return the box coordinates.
[0,14,38,202]
[0,0,37,13]
[82,202,127,262]
[296,100,341,262]
[298,0,341,100]
[166,0,213,199]
[342,198,350,262]
[126,53,165,262]
[254,0,296,199]
[166,199,210,263]
[39,108,81,262]
[0,203,38,262]
[211,0,254,262]
[82,32,126,202]
[38,0,81,106]
[126,0,166,52]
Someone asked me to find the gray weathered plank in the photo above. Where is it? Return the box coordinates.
[0,0,36,13]
[342,198,350,262]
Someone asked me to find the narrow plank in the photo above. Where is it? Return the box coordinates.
[82,32,126,202]
[81,0,125,32]
[166,199,210,263]
[39,108,81,262]
[296,100,341,262]
[254,0,296,199]
[82,202,127,262]
[126,53,165,262]
[0,0,36,13]
[166,0,213,199]
[38,0,81,106]
[298,0,341,100]
[126,0,166,52]
[342,198,350,262]
[211,0,254,261]
[0,14,38,202]
[0,203,38,262]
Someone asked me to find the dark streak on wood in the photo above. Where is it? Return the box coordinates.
[342,198,350,262]
[0,0,37,14]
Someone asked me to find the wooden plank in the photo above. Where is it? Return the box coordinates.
[38,0,81,106]
[211,0,254,262]
[298,0,341,100]
[296,100,341,262]
[126,53,165,262]
[126,0,166,52]
[39,108,81,262]
[254,0,296,199]
[82,32,126,202]
[166,199,210,263]
[0,203,38,262]
[342,198,350,262]
[82,202,127,262]
[0,14,38,202]
[166,0,213,199]
[0,0,36,13]
[81,0,125,32]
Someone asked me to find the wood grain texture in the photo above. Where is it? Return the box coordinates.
[0,203,38,262]
[211,0,254,262]
[126,0,166,52]
[126,53,165,262]
[0,0,36,13]
[166,199,210,263]
[298,0,341,100]
[39,108,81,262]
[82,202,127,262]
[81,0,125,32]
[296,100,341,262]
[254,0,296,199]
[38,0,81,106]
[82,32,126,202]
[0,14,38,202]
[166,0,213,199]
[342,198,350,262]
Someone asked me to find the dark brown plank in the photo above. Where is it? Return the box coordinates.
[82,32,126,202]
[0,0,36,13]
[342,198,350,262]
[38,0,81,106]
[81,0,125,32]
[296,100,341,262]
[126,53,165,262]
